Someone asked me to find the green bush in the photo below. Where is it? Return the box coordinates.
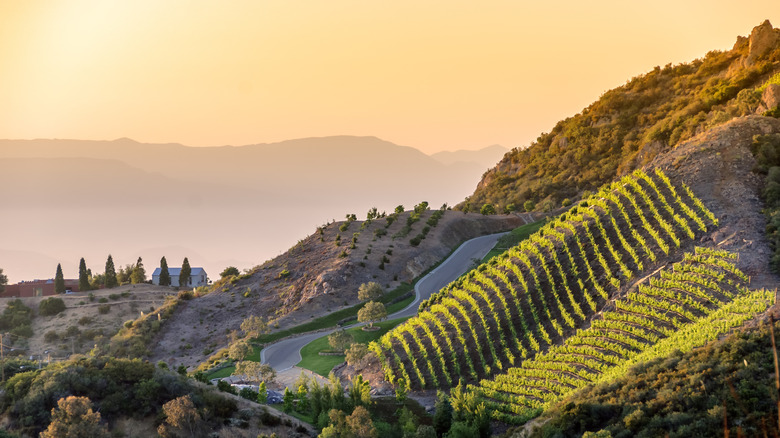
[98,304,111,314]
[39,297,66,316]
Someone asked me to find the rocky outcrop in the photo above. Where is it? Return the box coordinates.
[745,20,779,66]
[761,83,780,113]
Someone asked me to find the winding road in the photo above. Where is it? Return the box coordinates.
[260,232,507,371]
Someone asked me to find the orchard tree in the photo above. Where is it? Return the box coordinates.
[78,258,90,291]
[357,301,386,329]
[104,255,118,288]
[357,282,383,302]
[159,257,171,286]
[179,257,191,287]
[54,263,65,294]
[131,257,146,284]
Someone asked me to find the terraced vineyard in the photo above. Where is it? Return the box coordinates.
[477,248,771,424]
[370,168,719,391]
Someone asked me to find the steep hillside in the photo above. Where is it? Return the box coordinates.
[148,208,523,369]
[463,20,780,213]
[371,115,780,429]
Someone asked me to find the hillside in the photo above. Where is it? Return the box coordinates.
[0,285,172,360]
[147,208,524,369]
[463,20,780,213]
[370,115,780,432]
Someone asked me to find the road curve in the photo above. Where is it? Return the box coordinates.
[260,231,507,371]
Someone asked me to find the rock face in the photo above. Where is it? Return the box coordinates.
[746,20,779,66]
[762,83,780,112]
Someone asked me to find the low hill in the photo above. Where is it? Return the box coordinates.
[147,208,524,369]
[463,20,780,214]
[0,135,498,283]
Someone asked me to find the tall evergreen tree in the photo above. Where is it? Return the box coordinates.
[0,268,7,294]
[78,258,90,291]
[104,255,118,288]
[131,257,146,284]
[159,257,171,286]
[179,257,191,288]
[54,263,65,294]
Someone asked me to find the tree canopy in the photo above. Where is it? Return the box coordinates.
[40,396,109,438]
[104,255,118,288]
[357,301,387,329]
[159,257,171,286]
[54,263,65,294]
[179,257,191,287]
[131,257,146,284]
[78,258,89,292]
[357,282,384,302]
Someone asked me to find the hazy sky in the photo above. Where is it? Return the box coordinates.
[1,1,778,154]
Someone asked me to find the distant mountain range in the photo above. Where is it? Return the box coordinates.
[0,137,506,282]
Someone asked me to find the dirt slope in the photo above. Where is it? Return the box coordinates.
[650,115,780,288]
[149,210,525,368]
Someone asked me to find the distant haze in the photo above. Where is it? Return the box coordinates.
[0,137,506,282]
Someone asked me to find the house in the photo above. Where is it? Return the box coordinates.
[1,279,80,298]
[151,267,208,287]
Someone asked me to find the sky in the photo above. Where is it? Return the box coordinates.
[1,1,778,154]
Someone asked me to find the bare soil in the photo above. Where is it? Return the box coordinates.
[148,210,523,369]
[0,284,172,361]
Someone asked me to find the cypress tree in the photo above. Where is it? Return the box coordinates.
[179,257,191,288]
[104,255,118,288]
[159,257,171,286]
[54,263,65,294]
[78,258,90,291]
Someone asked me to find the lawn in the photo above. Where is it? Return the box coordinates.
[296,317,407,376]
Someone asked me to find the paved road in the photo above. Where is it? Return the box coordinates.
[260,232,507,371]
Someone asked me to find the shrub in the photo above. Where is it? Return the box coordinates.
[98,304,110,314]
[39,297,66,316]
[78,316,92,325]
[278,269,291,279]
[108,294,120,301]
[44,330,60,342]
[98,297,108,304]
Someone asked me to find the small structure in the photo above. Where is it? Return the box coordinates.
[151,267,208,287]
[2,279,80,298]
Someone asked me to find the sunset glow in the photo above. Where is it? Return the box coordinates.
[2,1,778,153]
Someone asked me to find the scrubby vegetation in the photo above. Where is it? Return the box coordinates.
[0,356,238,436]
[463,31,780,213]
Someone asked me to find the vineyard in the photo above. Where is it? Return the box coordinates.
[370,168,722,394]
[477,248,771,424]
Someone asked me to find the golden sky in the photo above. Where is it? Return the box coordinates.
[1,1,778,154]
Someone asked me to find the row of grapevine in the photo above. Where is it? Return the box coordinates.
[475,249,769,424]
[370,168,718,390]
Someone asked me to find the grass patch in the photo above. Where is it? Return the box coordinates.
[385,295,414,314]
[481,219,546,263]
[296,317,407,376]
[269,405,316,425]
[206,365,235,379]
